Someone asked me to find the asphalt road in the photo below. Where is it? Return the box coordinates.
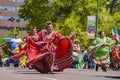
[0,67,120,80]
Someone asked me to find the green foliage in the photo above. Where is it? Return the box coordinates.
[112,12,120,28]
[0,36,6,46]
[99,10,115,37]
[2,47,11,58]
[19,0,120,48]
[0,36,11,58]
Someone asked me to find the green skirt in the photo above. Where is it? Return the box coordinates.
[72,54,85,69]
[88,45,110,65]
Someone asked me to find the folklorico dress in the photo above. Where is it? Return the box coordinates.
[72,43,84,69]
[19,42,27,67]
[111,44,120,67]
[37,29,74,71]
[88,37,115,67]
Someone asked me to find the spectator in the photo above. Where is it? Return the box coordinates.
[8,33,22,67]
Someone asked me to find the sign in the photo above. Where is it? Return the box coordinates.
[87,16,96,39]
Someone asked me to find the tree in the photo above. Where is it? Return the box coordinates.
[19,0,120,48]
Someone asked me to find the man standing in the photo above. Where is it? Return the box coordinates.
[8,33,22,67]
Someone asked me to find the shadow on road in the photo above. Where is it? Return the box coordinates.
[13,70,41,74]
[105,76,120,79]
[95,75,120,79]
[12,70,63,75]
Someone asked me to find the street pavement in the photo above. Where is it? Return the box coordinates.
[0,67,120,80]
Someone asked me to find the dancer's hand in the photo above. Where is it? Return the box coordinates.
[70,31,76,37]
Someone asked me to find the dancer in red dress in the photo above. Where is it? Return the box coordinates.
[32,20,76,72]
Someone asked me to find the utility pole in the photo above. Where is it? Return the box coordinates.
[96,0,99,38]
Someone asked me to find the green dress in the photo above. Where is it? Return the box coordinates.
[88,37,115,65]
[72,53,85,69]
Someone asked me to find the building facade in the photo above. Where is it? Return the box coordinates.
[0,0,28,36]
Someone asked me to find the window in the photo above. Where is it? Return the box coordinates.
[0,16,11,20]
[0,6,15,12]
[0,6,4,10]
[16,7,19,13]
[9,0,16,2]
[20,18,25,22]
[17,0,25,3]
[7,7,15,12]
[16,17,24,22]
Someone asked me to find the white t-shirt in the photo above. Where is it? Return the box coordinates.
[11,38,22,43]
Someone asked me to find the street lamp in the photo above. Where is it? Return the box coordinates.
[96,0,99,38]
